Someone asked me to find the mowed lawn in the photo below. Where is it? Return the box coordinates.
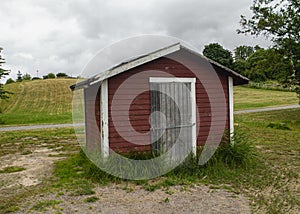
[234,86,298,110]
[0,79,77,125]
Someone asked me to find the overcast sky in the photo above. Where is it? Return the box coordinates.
[0,0,272,82]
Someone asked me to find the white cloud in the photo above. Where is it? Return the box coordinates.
[0,0,272,83]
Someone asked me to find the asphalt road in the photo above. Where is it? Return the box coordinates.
[0,105,299,132]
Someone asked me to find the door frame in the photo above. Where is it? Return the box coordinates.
[149,77,197,155]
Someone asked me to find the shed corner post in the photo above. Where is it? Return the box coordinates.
[191,78,197,156]
[228,76,234,145]
[100,79,109,158]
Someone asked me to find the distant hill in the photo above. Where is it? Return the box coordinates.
[0,79,78,125]
[0,78,298,126]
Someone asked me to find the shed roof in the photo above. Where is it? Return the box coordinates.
[70,43,248,90]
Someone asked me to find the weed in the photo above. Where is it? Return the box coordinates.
[84,196,99,203]
[31,200,61,211]
[267,122,291,130]
[164,198,170,203]
[0,166,26,173]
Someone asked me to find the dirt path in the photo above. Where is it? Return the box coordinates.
[0,123,84,132]
[0,142,251,213]
[17,184,250,214]
[234,104,300,114]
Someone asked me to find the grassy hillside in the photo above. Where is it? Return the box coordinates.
[0,80,298,126]
[234,86,298,110]
[0,79,77,125]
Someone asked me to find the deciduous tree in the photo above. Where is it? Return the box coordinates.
[239,0,300,101]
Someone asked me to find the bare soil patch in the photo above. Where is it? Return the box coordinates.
[17,184,250,214]
[0,147,251,213]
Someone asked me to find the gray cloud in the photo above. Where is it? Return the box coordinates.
[0,0,271,82]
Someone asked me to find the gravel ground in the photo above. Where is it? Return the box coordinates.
[0,147,250,213]
[18,184,250,214]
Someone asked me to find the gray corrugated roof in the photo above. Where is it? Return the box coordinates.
[70,42,248,90]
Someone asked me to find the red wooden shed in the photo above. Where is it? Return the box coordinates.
[71,43,248,158]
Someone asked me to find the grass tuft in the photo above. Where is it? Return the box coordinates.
[84,196,99,203]
[0,166,26,173]
[31,200,61,211]
[267,122,291,130]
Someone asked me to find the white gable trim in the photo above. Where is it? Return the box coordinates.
[90,43,181,86]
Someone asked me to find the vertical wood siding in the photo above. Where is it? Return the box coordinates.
[86,49,230,153]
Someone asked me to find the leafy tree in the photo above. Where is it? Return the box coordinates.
[47,73,56,79]
[239,0,300,101]
[0,48,11,100]
[22,73,31,80]
[234,45,254,61]
[234,59,249,75]
[56,72,68,78]
[5,78,15,84]
[245,48,293,83]
[203,43,234,69]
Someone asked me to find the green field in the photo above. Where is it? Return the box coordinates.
[0,79,77,125]
[0,80,298,126]
[234,86,298,110]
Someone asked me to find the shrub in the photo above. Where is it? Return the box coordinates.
[5,78,15,84]
[47,73,55,79]
[56,73,68,78]
[22,73,31,80]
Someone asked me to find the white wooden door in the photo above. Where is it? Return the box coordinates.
[150,78,196,158]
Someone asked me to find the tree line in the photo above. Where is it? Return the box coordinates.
[5,71,73,84]
[203,43,294,85]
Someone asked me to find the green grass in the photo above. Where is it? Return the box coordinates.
[0,79,77,125]
[0,110,299,213]
[0,166,26,173]
[234,86,298,110]
[31,200,61,211]
[0,80,298,126]
[84,196,99,203]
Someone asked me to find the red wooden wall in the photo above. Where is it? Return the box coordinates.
[85,49,230,153]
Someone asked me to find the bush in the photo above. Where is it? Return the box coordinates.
[5,78,15,84]
[56,72,68,78]
[22,73,31,80]
[47,73,55,79]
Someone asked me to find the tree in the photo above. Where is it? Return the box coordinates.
[203,43,234,69]
[22,73,31,80]
[234,45,254,61]
[0,48,11,100]
[244,48,293,83]
[47,73,55,79]
[56,72,68,78]
[234,59,249,75]
[5,78,15,84]
[239,0,300,101]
